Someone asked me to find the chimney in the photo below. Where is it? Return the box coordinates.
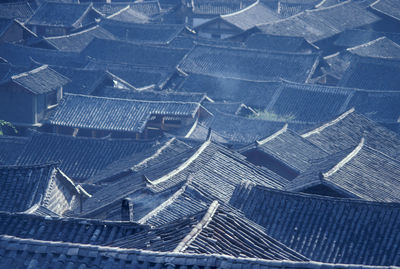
[121,198,134,222]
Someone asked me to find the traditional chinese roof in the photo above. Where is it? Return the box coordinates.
[15,131,158,181]
[0,2,34,22]
[287,138,400,202]
[245,33,319,53]
[26,2,100,29]
[81,38,189,69]
[0,163,85,215]
[2,235,396,269]
[47,93,201,133]
[241,125,329,175]
[370,0,400,22]
[5,65,69,95]
[45,26,116,52]
[0,211,147,246]
[0,136,29,166]
[189,0,256,15]
[79,141,287,220]
[334,29,400,48]
[301,108,400,160]
[257,1,380,43]
[178,44,320,82]
[216,1,280,31]
[99,20,184,45]
[230,181,400,265]
[110,201,307,261]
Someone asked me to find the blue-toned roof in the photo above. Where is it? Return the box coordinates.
[178,44,320,82]
[334,29,400,48]
[218,1,280,31]
[47,94,201,133]
[190,0,256,15]
[230,181,400,265]
[257,1,380,43]
[287,138,400,202]
[45,26,116,52]
[8,65,69,95]
[100,20,184,45]
[26,2,94,28]
[301,108,400,160]
[371,0,400,22]
[0,2,34,22]
[15,131,158,181]
[245,33,318,53]
[81,38,189,69]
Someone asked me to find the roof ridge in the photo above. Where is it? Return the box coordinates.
[138,179,191,224]
[322,138,364,178]
[131,137,176,169]
[221,0,260,18]
[256,124,288,145]
[11,64,48,80]
[173,200,219,252]
[149,140,211,185]
[301,108,355,138]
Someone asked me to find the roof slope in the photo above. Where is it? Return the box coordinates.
[47,94,200,133]
[79,141,287,219]
[0,2,34,21]
[219,1,280,31]
[0,163,83,215]
[178,45,320,82]
[110,202,307,261]
[100,20,183,45]
[0,136,29,166]
[9,65,69,94]
[243,125,329,174]
[346,36,400,58]
[245,33,318,53]
[230,182,400,265]
[257,1,380,43]
[337,56,400,91]
[45,26,115,52]
[81,38,188,69]
[15,131,158,181]
[301,108,400,160]
[287,138,400,202]
[178,73,280,107]
[334,29,400,48]
[371,0,400,22]
[2,235,396,269]
[0,211,146,246]
[26,2,93,27]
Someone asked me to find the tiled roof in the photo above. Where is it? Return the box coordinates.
[0,2,34,22]
[287,138,400,202]
[15,131,158,181]
[178,44,320,82]
[100,20,184,45]
[47,93,201,133]
[95,86,208,103]
[106,2,162,23]
[257,1,380,43]
[7,65,69,95]
[0,163,83,215]
[218,1,280,31]
[346,36,400,58]
[264,80,354,123]
[110,202,307,261]
[230,182,400,265]
[334,29,400,48]
[0,136,29,166]
[2,235,397,269]
[301,108,400,160]
[241,125,329,174]
[371,0,400,22]
[0,211,147,246]
[191,0,256,15]
[337,56,400,91]
[79,141,287,219]
[245,33,319,53]
[93,2,130,16]
[81,38,189,69]
[0,43,87,68]
[45,26,116,52]
[26,2,94,27]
